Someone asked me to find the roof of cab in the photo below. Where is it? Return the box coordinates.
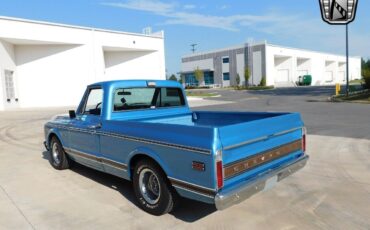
[88,79,182,89]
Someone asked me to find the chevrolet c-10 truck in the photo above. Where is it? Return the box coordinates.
[44,80,308,215]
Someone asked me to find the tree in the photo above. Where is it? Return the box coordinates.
[244,67,250,86]
[236,73,240,86]
[362,58,370,70]
[363,69,370,89]
[178,75,183,84]
[194,67,204,85]
[169,74,177,81]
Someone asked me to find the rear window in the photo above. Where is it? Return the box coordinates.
[113,87,185,111]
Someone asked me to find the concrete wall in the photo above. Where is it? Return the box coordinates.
[236,53,244,86]
[104,50,163,79]
[181,46,245,87]
[15,44,90,107]
[182,42,361,88]
[249,44,266,86]
[0,17,165,110]
[181,58,214,73]
[0,40,17,110]
[266,44,361,86]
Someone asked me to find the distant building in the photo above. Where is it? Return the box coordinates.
[0,16,165,110]
[181,41,361,88]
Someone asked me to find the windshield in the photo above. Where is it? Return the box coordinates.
[113,87,185,111]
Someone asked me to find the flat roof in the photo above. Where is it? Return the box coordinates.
[0,16,164,39]
[266,43,361,59]
[182,41,267,58]
[182,40,361,59]
[182,44,245,58]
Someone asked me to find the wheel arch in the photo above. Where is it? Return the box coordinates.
[46,129,64,149]
[127,148,171,181]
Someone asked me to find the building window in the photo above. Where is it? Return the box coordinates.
[223,72,230,81]
[184,73,198,86]
[204,71,214,85]
[222,57,229,63]
[4,70,15,100]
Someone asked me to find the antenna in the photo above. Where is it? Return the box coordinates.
[142,27,152,35]
[191,44,197,53]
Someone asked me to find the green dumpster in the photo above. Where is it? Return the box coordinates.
[298,75,312,86]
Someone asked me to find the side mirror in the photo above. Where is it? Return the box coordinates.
[69,110,76,119]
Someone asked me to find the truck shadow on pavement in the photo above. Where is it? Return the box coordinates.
[42,151,216,222]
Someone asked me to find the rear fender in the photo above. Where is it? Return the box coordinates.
[127,147,171,179]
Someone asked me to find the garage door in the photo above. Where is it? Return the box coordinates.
[275,69,289,83]
[297,70,308,77]
[338,71,345,82]
[325,71,334,82]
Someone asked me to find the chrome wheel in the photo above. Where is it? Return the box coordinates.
[139,168,161,205]
[52,142,61,165]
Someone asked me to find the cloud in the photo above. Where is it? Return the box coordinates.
[249,14,370,57]
[161,13,284,31]
[102,0,288,31]
[101,0,369,57]
[102,0,175,14]
[183,4,195,10]
[220,5,229,10]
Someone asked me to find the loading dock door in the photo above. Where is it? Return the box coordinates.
[338,71,345,82]
[297,70,308,76]
[275,69,289,83]
[325,71,334,82]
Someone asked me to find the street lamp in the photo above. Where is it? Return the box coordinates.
[345,24,349,97]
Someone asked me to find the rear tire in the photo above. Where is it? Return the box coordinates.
[49,137,72,170]
[133,159,177,215]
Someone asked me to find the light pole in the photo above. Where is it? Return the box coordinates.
[346,24,349,97]
[191,44,197,53]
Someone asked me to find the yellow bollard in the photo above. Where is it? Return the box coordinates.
[335,83,341,96]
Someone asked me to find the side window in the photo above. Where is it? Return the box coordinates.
[158,88,185,107]
[84,88,103,115]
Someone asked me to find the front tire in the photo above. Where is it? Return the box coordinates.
[49,137,72,170]
[133,159,177,215]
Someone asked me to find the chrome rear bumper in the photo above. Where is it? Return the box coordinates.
[215,155,309,210]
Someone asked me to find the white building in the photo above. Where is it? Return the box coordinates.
[181,41,361,88]
[0,16,165,110]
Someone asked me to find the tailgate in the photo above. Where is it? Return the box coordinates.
[218,112,305,188]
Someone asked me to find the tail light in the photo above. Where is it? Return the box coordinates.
[215,150,223,189]
[302,127,307,153]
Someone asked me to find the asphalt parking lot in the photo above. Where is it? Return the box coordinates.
[0,86,369,230]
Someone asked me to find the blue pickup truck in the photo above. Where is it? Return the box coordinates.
[44,80,308,215]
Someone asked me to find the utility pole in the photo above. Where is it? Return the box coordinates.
[191,44,197,53]
[346,24,349,97]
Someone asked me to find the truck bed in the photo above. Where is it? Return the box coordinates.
[139,111,285,127]
[137,111,304,189]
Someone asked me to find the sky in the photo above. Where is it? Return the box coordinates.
[0,0,369,77]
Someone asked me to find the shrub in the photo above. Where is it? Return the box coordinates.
[236,74,240,86]
[244,67,250,86]
[259,76,266,86]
